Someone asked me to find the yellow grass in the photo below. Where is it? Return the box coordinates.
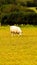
[0,25,37,65]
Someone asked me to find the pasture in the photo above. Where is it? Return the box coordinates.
[0,25,37,65]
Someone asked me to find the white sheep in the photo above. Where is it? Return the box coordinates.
[10,25,22,36]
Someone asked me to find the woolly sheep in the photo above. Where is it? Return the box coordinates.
[10,26,22,35]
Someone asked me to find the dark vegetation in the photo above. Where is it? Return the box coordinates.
[0,0,37,25]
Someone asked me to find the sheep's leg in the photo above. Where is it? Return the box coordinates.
[10,31,14,36]
[13,33,15,36]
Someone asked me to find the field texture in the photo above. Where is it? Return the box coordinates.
[0,25,37,65]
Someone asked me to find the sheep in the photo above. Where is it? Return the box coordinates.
[10,25,22,36]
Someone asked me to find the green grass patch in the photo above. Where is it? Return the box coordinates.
[0,25,37,65]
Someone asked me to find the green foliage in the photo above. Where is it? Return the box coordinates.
[0,0,16,5]
[0,0,37,7]
[0,2,37,25]
[1,10,37,25]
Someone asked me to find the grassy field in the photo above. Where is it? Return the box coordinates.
[0,25,37,65]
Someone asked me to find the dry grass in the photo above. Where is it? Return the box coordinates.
[0,25,37,65]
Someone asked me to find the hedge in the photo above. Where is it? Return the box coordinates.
[1,11,37,25]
